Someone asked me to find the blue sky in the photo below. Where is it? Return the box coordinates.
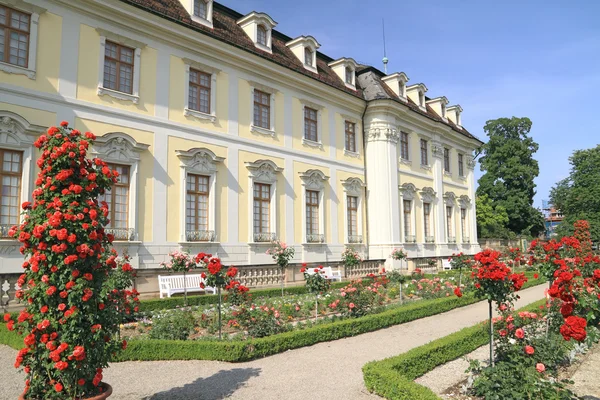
[225,0,600,208]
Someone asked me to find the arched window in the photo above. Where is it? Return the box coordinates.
[304,47,313,66]
[345,66,353,84]
[194,0,207,18]
[257,25,267,46]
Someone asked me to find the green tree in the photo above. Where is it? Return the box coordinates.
[551,145,600,242]
[476,117,545,237]
[476,194,511,238]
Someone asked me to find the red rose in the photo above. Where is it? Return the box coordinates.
[524,345,535,355]
[453,287,463,298]
[533,273,539,279]
[46,286,57,296]
[54,383,63,392]
[515,328,525,339]
[58,303,66,311]
[60,121,69,127]
[78,379,86,386]
[55,361,68,370]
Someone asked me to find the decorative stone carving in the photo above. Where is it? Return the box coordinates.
[431,142,444,158]
[459,195,472,208]
[92,132,149,163]
[399,182,417,200]
[466,156,476,170]
[365,127,400,143]
[177,148,225,174]
[299,169,329,191]
[342,177,365,196]
[443,191,457,206]
[0,112,41,145]
[419,187,437,203]
[245,159,283,183]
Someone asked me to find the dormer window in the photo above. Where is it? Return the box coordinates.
[328,58,357,89]
[183,0,213,28]
[304,48,313,67]
[286,35,320,73]
[194,0,207,19]
[257,25,267,46]
[406,83,428,110]
[345,67,353,84]
[447,105,463,128]
[381,72,409,101]
[237,12,277,53]
[426,96,449,121]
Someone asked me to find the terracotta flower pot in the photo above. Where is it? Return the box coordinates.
[19,383,112,400]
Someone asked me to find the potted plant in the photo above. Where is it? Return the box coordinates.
[266,240,295,296]
[341,246,362,274]
[390,248,407,261]
[5,122,134,399]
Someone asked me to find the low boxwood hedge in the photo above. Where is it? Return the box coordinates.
[1,277,546,362]
[362,299,547,400]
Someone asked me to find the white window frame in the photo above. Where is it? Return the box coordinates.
[245,160,283,243]
[341,115,360,158]
[422,202,433,243]
[443,147,452,175]
[0,1,45,79]
[399,131,411,165]
[458,195,472,243]
[249,81,277,137]
[0,112,41,233]
[191,0,213,28]
[300,170,328,244]
[182,58,219,123]
[399,183,418,243]
[300,99,323,149]
[176,148,224,243]
[342,177,365,245]
[91,132,149,242]
[444,191,457,243]
[96,28,146,104]
[418,187,437,244]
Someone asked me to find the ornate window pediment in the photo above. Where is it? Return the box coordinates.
[299,169,329,191]
[419,187,437,203]
[176,147,225,174]
[459,195,472,208]
[342,177,365,196]
[92,132,149,163]
[245,159,283,183]
[399,182,417,200]
[0,112,42,147]
[443,191,457,206]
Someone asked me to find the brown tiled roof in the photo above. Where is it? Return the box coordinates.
[116,0,479,144]
[357,66,483,144]
[118,0,362,98]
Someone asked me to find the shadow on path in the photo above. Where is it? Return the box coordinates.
[145,368,261,399]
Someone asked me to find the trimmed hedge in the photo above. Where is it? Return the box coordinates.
[1,278,546,362]
[138,280,358,312]
[362,299,547,400]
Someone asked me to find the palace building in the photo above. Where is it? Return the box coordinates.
[0,0,482,292]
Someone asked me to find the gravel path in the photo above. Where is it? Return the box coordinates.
[0,284,546,400]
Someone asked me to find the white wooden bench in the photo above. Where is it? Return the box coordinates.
[304,266,343,282]
[158,274,216,298]
[442,259,452,270]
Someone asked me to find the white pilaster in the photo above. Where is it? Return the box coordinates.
[155,47,171,120]
[228,71,239,136]
[431,141,446,245]
[227,146,240,243]
[58,13,80,99]
[467,156,479,249]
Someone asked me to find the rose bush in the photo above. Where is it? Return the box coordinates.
[4,123,134,399]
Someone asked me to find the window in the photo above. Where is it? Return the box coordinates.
[304,107,318,142]
[423,203,431,239]
[0,150,22,229]
[304,47,313,66]
[420,139,428,166]
[461,208,467,239]
[306,190,319,237]
[194,0,207,18]
[347,195,358,237]
[458,154,464,177]
[103,41,134,94]
[345,66,353,84]
[403,200,412,238]
[446,206,453,237]
[257,25,267,46]
[253,183,270,234]
[0,5,30,68]
[400,132,409,160]
[444,148,450,173]
[253,90,271,129]
[189,68,211,114]
[99,164,130,231]
[345,121,356,153]
[186,174,209,236]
